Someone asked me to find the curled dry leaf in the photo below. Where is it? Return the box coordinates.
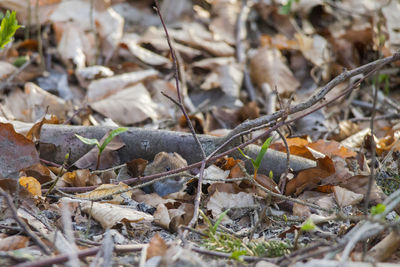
[80,201,153,229]
[121,34,172,67]
[61,169,102,187]
[75,182,131,204]
[170,22,235,57]
[53,22,94,69]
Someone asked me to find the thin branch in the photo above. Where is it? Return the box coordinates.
[225,50,400,141]
[153,0,206,160]
[0,188,52,256]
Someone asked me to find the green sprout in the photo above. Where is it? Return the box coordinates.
[371,203,386,216]
[0,10,22,49]
[301,217,316,232]
[75,127,128,170]
[279,0,300,15]
[238,136,273,178]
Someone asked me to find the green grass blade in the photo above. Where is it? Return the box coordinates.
[254,136,273,169]
[75,134,100,147]
[237,148,255,167]
[99,127,128,153]
[211,209,230,235]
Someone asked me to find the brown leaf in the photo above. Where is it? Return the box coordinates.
[0,235,29,251]
[250,47,300,95]
[19,176,42,197]
[21,163,54,184]
[146,233,168,260]
[308,140,356,159]
[126,158,148,178]
[285,156,335,196]
[0,123,39,178]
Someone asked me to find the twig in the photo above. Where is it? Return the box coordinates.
[35,0,45,71]
[225,50,400,141]
[235,0,256,101]
[153,0,206,159]
[364,79,380,213]
[0,188,52,255]
[277,129,290,194]
[350,113,400,122]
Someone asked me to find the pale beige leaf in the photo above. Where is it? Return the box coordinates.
[76,182,131,204]
[0,61,17,80]
[87,69,158,102]
[333,186,363,207]
[382,0,400,52]
[250,48,300,95]
[209,0,240,45]
[206,191,255,224]
[90,83,159,125]
[81,201,153,229]
[122,34,171,67]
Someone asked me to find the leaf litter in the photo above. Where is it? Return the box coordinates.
[1,0,400,266]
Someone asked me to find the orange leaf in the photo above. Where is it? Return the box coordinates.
[19,176,42,197]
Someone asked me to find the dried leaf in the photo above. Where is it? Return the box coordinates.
[90,83,159,125]
[80,201,153,229]
[0,123,39,178]
[19,176,41,197]
[146,233,168,260]
[250,48,300,95]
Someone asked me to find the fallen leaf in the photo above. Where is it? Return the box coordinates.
[0,123,39,178]
[19,176,42,197]
[333,186,363,207]
[80,201,153,229]
[87,69,158,102]
[146,234,168,260]
[0,235,29,251]
[250,47,300,95]
[285,156,335,196]
[90,83,159,125]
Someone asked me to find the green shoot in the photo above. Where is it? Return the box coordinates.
[0,10,22,49]
[301,217,316,232]
[211,209,230,235]
[238,136,273,178]
[279,0,300,15]
[371,203,386,216]
[75,127,128,169]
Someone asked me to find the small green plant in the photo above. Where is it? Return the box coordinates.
[238,136,273,178]
[279,0,300,15]
[0,10,21,49]
[301,217,316,232]
[75,127,128,169]
[371,203,386,216]
[200,210,292,260]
